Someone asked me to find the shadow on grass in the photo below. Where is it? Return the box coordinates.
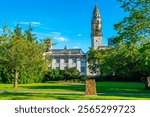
[0,92,150,100]
[0,92,82,100]
[19,85,85,92]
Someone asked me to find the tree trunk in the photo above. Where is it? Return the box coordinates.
[85,78,97,95]
[13,69,19,88]
[145,76,150,90]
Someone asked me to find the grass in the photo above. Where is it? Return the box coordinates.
[0,81,84,93]
[96,82,150,93]
[0,81,150,100]
[0,93,150,100]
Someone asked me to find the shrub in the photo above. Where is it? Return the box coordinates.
[43,68,82,82]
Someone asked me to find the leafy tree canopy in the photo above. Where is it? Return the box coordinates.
[0,24,51,87]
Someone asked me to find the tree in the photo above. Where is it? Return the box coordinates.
[43,38,56,52]
[114,0,150,88]
[44,38,52,52]
[114,0,150,44]
[0,25,49,87]
[139,39,150,89]
[43,68,80,82]
[63,68,80,82]
[24,24,36,42]
[88,1,149,87]
[43,69,62,81]
[88,47,117,78]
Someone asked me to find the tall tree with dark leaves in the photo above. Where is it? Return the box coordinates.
[114,0,150,89]
[114,0,150,44]
[24,24,36,42]
[0,25,49,87]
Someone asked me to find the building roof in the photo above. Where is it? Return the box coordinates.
[45,48,86,58]
[52,48,85,55]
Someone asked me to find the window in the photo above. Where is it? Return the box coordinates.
[81,67,85,73]
[72,58,76,63]
[82,61,85,64]
[56,58,60,63]
[64,59,68,63]
[81,61,85,66]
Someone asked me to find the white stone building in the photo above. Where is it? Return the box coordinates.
[46,5,103,76]
[49,47,87,75]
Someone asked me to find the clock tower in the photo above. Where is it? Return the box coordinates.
[91,5,102,50]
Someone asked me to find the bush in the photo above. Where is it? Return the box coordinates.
[43,69,61,82]
[43,68,83,82]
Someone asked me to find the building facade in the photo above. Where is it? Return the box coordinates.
[48,47,87,75]
[46,5,103,75]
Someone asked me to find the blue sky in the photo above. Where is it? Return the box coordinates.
[0,0,127,52]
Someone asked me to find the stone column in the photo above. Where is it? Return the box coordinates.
[51,59,55,68]
[68,58,72,69]
[77,58,81,72]
[60,58,64,70]
[85,78,97,95]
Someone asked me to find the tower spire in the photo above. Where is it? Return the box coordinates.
[93,4,99,15]
[91,4,102,50]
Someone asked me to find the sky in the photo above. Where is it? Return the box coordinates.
[0,0,128,52]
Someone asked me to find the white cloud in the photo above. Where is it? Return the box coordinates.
[30,22,41,25]
[73,46,80,49]
[77,34,82,37]
[33,31,68,42]
[39,26,53,30]
[34,32,49,36]
[55,37,68,41]
[19,21,41,25]
[49,32,61,36]
[49,32,68,42]
[35,32,61,37]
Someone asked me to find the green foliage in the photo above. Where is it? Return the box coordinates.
[114,0,150,80]
[24,24,37,42]
[44,38,52,52]
[43,68,83,82]
[88,0,150,82]
[43,69,62,81]
[0,24,50,86]
[114,0,150,44]
[88,42,149,81]
[0,66,14,83]
[63,68,80,82]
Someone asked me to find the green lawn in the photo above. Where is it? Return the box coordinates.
[0,81,150,100]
